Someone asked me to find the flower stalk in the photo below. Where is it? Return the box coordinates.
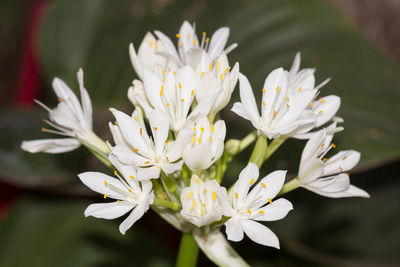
[176,232,199,267]
[249,135,268,168]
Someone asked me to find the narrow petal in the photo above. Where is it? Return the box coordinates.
[237,74,260,124]
[247,170,287,205]
[137,166,161,180]
[288,52,301,79]
[149,108,169,155]
[183,143,213,171]
[159,161,184,174]
[84,201,133,219]
[255,198,293,221]
[77,68,93,129]
[154,30,181,65]
[78,172,127,199]
[208,27,229,60]
[232,163,259,208]
[166,128,193,161]
[21,138,80,154]
[119,192,154,235]
[323,150,360,176]
[298,158,324,184]
[241,219,280,248]
[224,217,244,242]
[129,43,143,79]
[312,95,341,127]
[143,69,165,110]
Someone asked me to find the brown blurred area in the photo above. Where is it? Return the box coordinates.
[330,0,400,63]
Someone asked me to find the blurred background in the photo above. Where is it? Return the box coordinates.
[0,0,399,266]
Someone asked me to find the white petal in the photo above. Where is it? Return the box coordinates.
[159,161,183,174]
[149,108,169,155]
[119,192,154,235]
[183,143,213,171]
[208,27,229,60]
[237,74,260,124]
[241,219,280,248]
[166,128,193,161]
[129,43,143,79]
[255,198,293,221]
[154,30,181,65]
[232,163,259,208]
[77,68,93,129]
[323,150,360,176]
[247,170,287,205]
[78,172,127,199]
[288,52,301,79]
[312,95,341,127]
[143,69,165,110]
[224,217,244,242]
[300,129,326,163]
[298,158,324,184]
[137,166,161,180]
[84,201,133,219]
[21,138,80,154]
[261,68,288,120]
[110,144,149,166]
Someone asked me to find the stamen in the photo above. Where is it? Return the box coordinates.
[178,83,182,89]
[216,60,220,71]
[194,177,201,184]
[166,156,169,161]
[286,104,290,108]
[319,99,325,103]
[276,86,279,92]
[104,194,107,199]
[344,172,350,175]
[178,42,183,46]
[166,103,170,106]
[144,161,150,164]
[267,198,272,204]
[162,69,165,75]
[202,32,206,36]
[186,191,193,199]
[318,110,324,114]
[211,124,214,132]
[249,178,254,185]
[212,191,216,200]
[191,90,194,96]
[161,85,164,91]
[220,74,223,80]
[128,189,132,192]
[342,156,348,160]
[235,193,239,199]
[201,72,204,77]
[114,171,118,176]
[104,180,108,186]
[132,148,139,152]
[247,209,252,215]
[258,211,265,214]
[187,33,190,39]
[193,39,197,45]
[223,66,230,74]
[173,71,176,75]
[203,189,207,194]
[201,127,204,132]
[41,127,46,132]
[114,121,119,126]
[191,135,196,146]
[190,200,196,210]
[176,33,181,38]
[198,137,201,144]
[134,116,138,121]
[165,140,169,143]
[153,127,158,131]
[262,88,266,93]
[129,175,135,179]
[261,182,266,188]
[159,91,163,96]
[331,143,336,148]
[117,200,120,203]
[309,102,313,107]
[205,37,210,43]
[286,97,290,102]
[262,101,267,106]
[323,157,329,161]
[298,87,302,92]
[58,97,63,102]
[181,98,184,103]
[140,128,143,135]
[209,137,212,142]
[273,110,277,118]
[209,63,212,71]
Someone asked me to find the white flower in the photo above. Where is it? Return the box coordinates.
[195,51,239,117]
[180,175,232,227]
[232,55,340,139]
[78,153,154,235]
[109,108,193,180]
[297,121,369,198]
[224,163,293,248]
[183,116,226,171]
[135,66,219,131]
[21,69,103,154]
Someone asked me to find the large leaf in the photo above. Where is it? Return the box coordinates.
[36,0,399,173]
[0,196,174,267]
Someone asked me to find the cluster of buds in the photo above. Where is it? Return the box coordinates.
[22,21,368,266]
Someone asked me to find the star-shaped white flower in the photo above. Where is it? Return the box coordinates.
[180,175,232,227]
[183,116,226,171]
[297,120,369,198]
[78,153,154,235]
[224,163,293,248]
[21,69,98,154]
[135,66,219,131]
[109,108,193,180]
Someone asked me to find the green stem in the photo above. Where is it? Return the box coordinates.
[249,135,268,168]
[176,232,199,267]
[264,136,287,161]
[152,198,180,211]
[278,178,300,196]
[238,130,258,153]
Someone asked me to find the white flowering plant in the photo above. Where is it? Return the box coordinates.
[21,21,369,267]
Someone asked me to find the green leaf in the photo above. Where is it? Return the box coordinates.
[0,196,173,267]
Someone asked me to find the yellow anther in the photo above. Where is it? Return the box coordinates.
[128,188,132,192]
[104,194,107,199]
[276,86,279,92]
[205,37,210,43]
[201,127,204,132]
[134,116,138,121]
[261,182,266,188]
[202,31,206,36]
[201,72,204,77]
[193,39,197,45]
[161,85,164,91]
[153,127,158,131]
[41,127,46,132]
[132,148,139,152]
[223,66,230,74]
[258,210,265,214]
[191,90,195,96]
[262,101,267,106]
[191,135,196,146]
[162,69,165,75]
[104,180,108,186]
[203,189,207,194]
[286,104,290,108]
[178,83,182,89]
[165,140,169,143]
[173,71,176,75]
[216,60,220,71]
[140,128,143,135]
[58,97,63,102]
[247,209,252,215]
[154,43,158,50]
[344,172,350,175]
[193,127,196,131]
[262,88,266,93]
[212,191,217,200]
[273,110,277,118]
[209,137,212,142]
[186,191,193,199]
[181,98,185,103]
[187,33,190,39]
[190,200,196,210]
[114,171,118,176]
[203,203,206,208]
[309,102,313,107]
[220,73,223,80]
[144,161,150,164]
[319,99,326,103]
[322,143,325,147]
[211,124,214,132]
[268,198,272,204]
[298,87,302,92]
[198,137,201,144]
[159,91,163,96]
[331,143,336,148]
[176,33,181,38]
[114,121,119,126]
[194,177,200,184]
[166,103,170,107]
[235,193,239,199]
[249,178,254,185]
[209,63,212,71]
[129,175,135,180]
[166,156,169,161]
[117,200,120,203]
[178,42,183,46]
[318,110,324,114]
[286,97,290,102]
[323,157,329,161]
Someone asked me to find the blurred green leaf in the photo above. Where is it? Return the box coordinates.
[36,0,399,173]
[0,196,173,267]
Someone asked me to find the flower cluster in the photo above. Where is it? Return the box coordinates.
[22,21,369,266]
